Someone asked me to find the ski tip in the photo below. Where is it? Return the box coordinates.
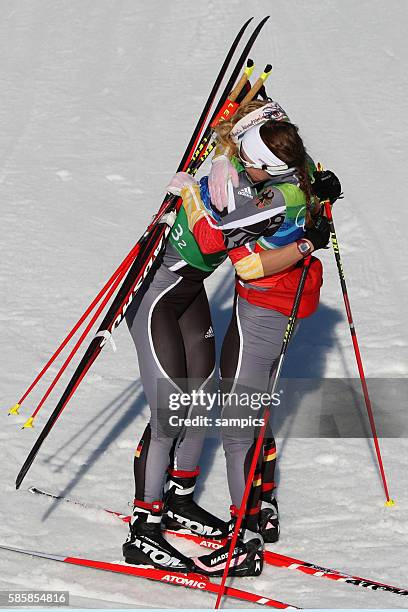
[8,403,20,416]
[22,417,34,429]
[247,58,254,67]
[240,17,255,30]
[264,64,272,73]
[385,498,396,507]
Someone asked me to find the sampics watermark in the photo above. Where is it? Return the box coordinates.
[168,414,266,429]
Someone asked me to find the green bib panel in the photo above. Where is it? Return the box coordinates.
[169,207,226,272]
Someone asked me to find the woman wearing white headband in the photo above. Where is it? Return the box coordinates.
[166,100,341,577]
[122,97,340,576]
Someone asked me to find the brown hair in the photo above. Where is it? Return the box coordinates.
[214,101,318,225]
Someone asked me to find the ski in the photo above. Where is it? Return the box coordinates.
[0,543,297,609]
[16,16,270,490]
[28,486,408,597]
[260,550,408,597]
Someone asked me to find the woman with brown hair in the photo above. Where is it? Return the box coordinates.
[123,97,340,576]
[168,102,340,576]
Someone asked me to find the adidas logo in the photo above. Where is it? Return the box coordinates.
[204,326,214,339]
[237,186,253,198]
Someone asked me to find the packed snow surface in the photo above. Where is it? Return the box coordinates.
[1,0,407,608]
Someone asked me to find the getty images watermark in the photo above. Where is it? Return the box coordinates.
[159,388,282,435]
[157,377,407,439]
[168,389,281,412]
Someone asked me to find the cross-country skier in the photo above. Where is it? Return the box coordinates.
[123,98,341,575]
[165,102,341,576]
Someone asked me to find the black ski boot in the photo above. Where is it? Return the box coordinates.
[258,496,280,543]
[193,528,264,577]
[123,500,194,571]
[163,468,229,540]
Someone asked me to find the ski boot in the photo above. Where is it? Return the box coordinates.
[193,528,264,577]
[258,496,280,543]
[163,468,229,540]
[123,500,194,571]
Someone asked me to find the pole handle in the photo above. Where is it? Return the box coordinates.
[240,64,272,105]
[229,59,255,102]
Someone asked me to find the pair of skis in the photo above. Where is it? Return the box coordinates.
[0,542,295,610]
[27,486,408,599]
[14,16,270,489]
[2,486,406,610]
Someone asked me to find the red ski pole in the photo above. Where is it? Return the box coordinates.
[8,243,140,417]
[324,200,394,506]
[20,251,136,429]
[215,256,313,609]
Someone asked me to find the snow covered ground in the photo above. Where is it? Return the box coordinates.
[1,0,407,608]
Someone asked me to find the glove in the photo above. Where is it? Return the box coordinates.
[167,172,197,196]
[208,154,239,212]
[234,252,264,280]
[304,215,331,251]
[312,169,342,204]
[179,182,207,232]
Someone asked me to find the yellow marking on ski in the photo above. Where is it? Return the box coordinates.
[385,499,396,507]
[8,403,21,415]
[244,64,255,78]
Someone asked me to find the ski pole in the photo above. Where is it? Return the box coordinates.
[23,59,264,428]
[21,251,136,429]
[323,200,394,506]
[8,244,140,417]
[9,48,257,419]
[228,58,255,104]
[11,55,258,422]
[15,17,271,490]
[191,59,257,168]
[195,62,273,167]
[215,256,312,609]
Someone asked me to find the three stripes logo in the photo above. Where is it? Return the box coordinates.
[237,186,253,198]
[205,326,214,339]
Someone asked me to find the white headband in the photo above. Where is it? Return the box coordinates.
[230,100,290,144]
[241,124,289,171]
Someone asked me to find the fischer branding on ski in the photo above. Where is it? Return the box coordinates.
[28,486,408,597]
